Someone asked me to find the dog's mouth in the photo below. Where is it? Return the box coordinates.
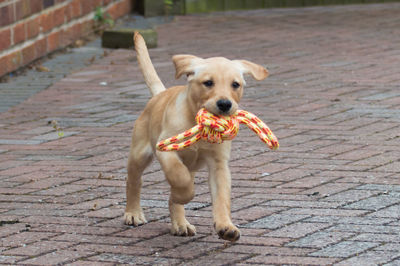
[215,109,235,116]
[203,106,237,117]
[202,99,238,117]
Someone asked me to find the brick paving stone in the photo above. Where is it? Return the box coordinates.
[183,252,251,266]
[0,202,65,210]
[2,240,73,256]
[388,220,400,226]
[331,149,383,161]
[0,223,29,238]
[68,261,115,266]
[200,235,291,246]
[299,182,359,198]
[4,207,83,217]
[17,177,80,189]
[31,184,93,196]
[232,206,285,222]
[50,233,138,246]
[78,243,163,256]
[0,232,58,248]
[328,224,400,235]
[321,188,382,203]
[19,248,97,265]
[4,171,62,183]
[243,194,311,204]
[61,198,116,210]
[222,244,316,256]
[385,259,400,266]
[114,226,169,239]
[280,175,340,189]
[351,234,400,245]
[159,241,223,259]
[86,253,181,265]
[367,205,400,219]
[279,207,368,217]
[230,197,271,212]
[304,216,396,225]
[265,222,331,238]
[30,223,123,236]
[0,255,26,264]
[375,243,400,252]
[22,215,101,226]
[246,255,338,265]
[343,192,400,211]
[20,154,86,161]
[335,250,399,266]
[135,232,206,249]
[310,241,380,258]
[1,3,400,264]
[357,184,400,192]
[243,214,309,230]
[262,199,341,209]
[83,206,125,219]
[287,230,357,249]
[0,139,44,145]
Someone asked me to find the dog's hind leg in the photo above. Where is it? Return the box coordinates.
[157,151,196,236]
[124,131,153,226]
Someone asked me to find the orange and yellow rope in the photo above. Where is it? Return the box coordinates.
[157,108,279,151]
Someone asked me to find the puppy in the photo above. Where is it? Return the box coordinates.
[124,32,268,242]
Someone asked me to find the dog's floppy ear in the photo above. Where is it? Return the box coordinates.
[172,54,203,79]
[234,60,269,81]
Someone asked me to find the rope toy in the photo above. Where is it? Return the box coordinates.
[157,108,279,151]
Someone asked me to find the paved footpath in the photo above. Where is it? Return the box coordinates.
[1,3,400,265]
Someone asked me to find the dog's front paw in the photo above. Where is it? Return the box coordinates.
[124,210,147,226]
[215,222,241,242]
[171,219,196,236]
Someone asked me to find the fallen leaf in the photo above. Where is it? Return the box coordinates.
[74,40,84,47]
[36,65,50,72]
[89,56,96,64]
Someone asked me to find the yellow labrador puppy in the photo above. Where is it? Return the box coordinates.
[124,33,268,242]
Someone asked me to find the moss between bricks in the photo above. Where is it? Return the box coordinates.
[101,29,157,49]
[140,0,400,16]
[184,0,400,14]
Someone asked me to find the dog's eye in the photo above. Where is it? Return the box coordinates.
[203,80,214,88]
[232,82,240,89]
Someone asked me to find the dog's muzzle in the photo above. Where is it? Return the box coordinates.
[216,99,232,113]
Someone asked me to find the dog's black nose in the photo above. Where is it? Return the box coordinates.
[216,99,232,113]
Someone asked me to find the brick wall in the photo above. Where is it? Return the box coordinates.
[0,0,133,78]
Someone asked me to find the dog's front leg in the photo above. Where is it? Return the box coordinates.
[207,155,240,242]
[156,151,196,236]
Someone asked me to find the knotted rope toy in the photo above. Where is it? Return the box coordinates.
[157,108,279,151]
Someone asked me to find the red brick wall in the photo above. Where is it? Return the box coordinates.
[0,0,133,77]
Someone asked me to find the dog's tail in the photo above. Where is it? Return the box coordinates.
[134,32,166,96]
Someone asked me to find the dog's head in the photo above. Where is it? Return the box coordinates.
[173,55,268,116]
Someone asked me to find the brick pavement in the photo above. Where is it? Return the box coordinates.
[1,3,400,265]
[0,39,105,113]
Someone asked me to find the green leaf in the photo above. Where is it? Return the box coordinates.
[105,18,114,26]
